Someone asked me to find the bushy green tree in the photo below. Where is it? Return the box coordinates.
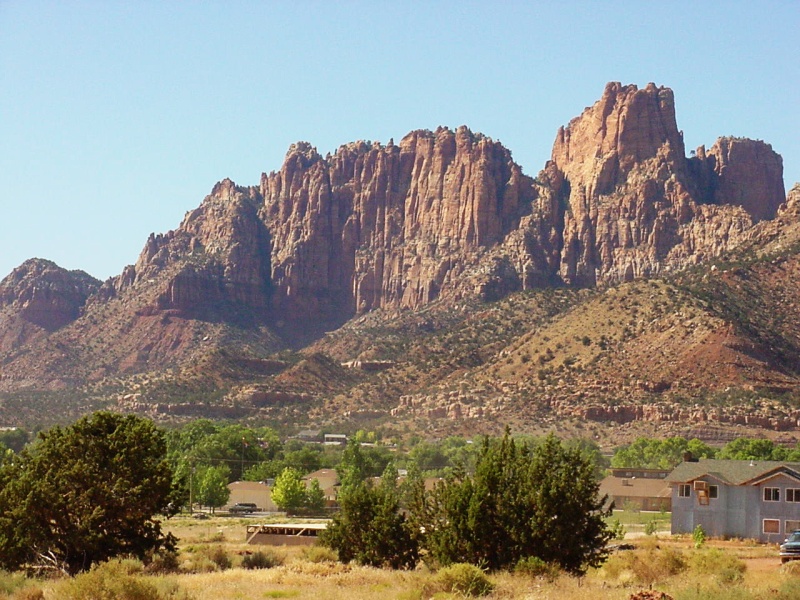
[0,412,181,574]
[718,438,783,461]
[271,467,309,512]
[321,465,418,569]
[196,465,230,513]
[415,430,611,574]
[0,427,29,453]
[305,478,326,513]
[166,421,281,483]
[612,436,715,470]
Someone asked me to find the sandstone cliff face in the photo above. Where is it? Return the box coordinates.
[691,138,785,222]
[98,83,788,334]
[539,82,785,287]
[259,127,534,325]
[99,178,273,322]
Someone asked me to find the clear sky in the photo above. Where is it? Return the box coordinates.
[1,1,798,281]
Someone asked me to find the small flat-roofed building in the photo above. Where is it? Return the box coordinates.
[246,522,328,546]
[324,434,347,446]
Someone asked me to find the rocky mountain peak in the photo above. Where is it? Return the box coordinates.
[693,137,785,222]
[0,259,100,333]
[552,82,685,198]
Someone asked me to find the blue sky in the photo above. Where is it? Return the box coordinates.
[1,1,798,281]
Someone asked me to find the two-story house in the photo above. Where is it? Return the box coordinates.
[667,457,800,543]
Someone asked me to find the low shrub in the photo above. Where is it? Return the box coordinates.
[514,556,560,581]
[57,559,180,600]
[692,525,706,548]
[301,546,337,563]
[781,559,800,576]
[241,549,284,570]
[608,518,626,540]
[688,547,745,584]
[204,545,232,571]
[602,544,686,586]
[672,584,755,600]
[0,570,29,595]
[143,550,180,574]
[11,588,45,600]
[644,519,659,536]
[424,563,494,597]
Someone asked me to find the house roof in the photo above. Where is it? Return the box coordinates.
[303,468,339,481]
[599,476,672,499]
[229,480,271,491]
[667,459,800,486]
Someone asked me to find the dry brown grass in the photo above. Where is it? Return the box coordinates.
[19,521,800,600]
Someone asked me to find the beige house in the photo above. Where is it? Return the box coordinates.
[302,469,340,506]
[599,468,672,512]
[226,481,278,512]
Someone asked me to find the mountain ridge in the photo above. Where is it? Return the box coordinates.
[1,82,798,443]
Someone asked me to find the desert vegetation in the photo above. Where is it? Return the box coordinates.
[6,414,800,598]
[1,529,799,600]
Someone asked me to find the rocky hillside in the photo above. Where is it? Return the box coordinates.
[0,83,797,443]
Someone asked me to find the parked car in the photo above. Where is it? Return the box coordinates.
[780,530,800,563]
[228,502,258,514]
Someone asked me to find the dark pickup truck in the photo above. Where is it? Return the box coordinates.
[228,502,258,514]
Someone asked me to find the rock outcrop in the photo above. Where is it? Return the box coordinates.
[691,137,785,222]
[539,82,785,287]
[0,259,99,334]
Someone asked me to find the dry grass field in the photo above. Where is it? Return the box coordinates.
[4,515,800,600]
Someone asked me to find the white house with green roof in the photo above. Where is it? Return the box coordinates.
[667,458,800,543]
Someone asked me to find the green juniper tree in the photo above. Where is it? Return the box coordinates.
[417,430,612,574]
[0,412,182,574]
[321,464,418,569]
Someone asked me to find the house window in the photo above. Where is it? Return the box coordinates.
[764,487,781,502]
[787,488,800,502]
[786,520,800,533]
[708,485,718,499]
[679,484,691,498]
[763,519,780,534]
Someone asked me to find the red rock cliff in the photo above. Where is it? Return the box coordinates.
[259,127,534,325]
[97,83,789,334]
